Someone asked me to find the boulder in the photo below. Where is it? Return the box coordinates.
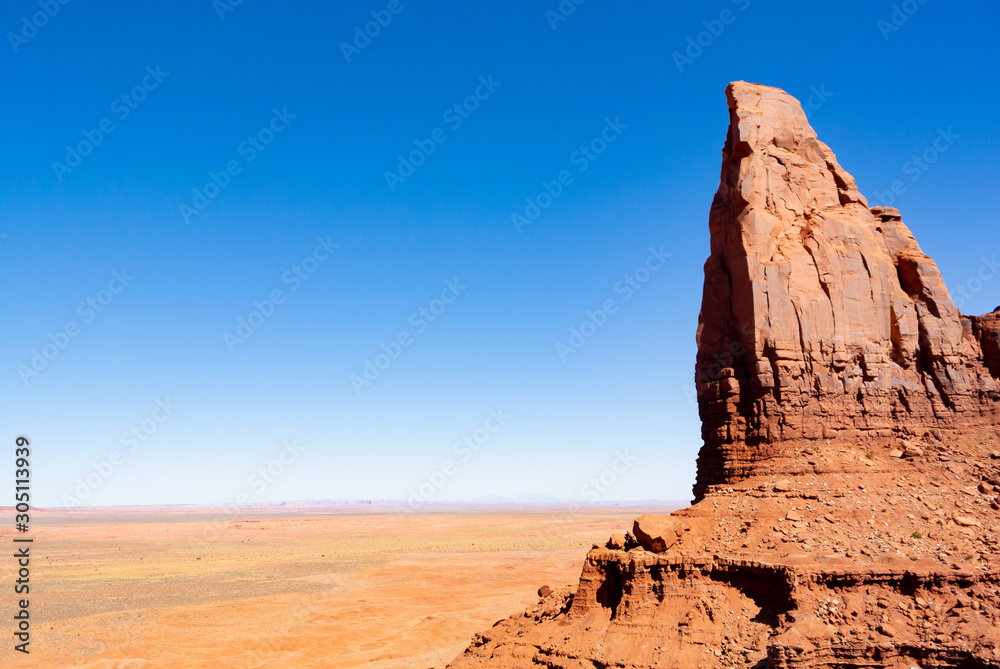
[632,514,688,553]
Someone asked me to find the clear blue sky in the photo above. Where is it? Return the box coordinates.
[2,0,997,507]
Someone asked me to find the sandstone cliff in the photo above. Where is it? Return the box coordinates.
[694,83,998,500]
[446,82,1000,669]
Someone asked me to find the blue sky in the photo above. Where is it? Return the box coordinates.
[2,0,998,507]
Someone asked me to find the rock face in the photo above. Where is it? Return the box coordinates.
[972,307,1000,379]
[446,82,1000,669]
[694,83,999,499]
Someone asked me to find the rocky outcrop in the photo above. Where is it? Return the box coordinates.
[446,82,1000,669]
[972,308,1000,379]
[694,83,999,499]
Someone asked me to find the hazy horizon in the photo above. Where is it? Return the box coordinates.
[19,497,689,512]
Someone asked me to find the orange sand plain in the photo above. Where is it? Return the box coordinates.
[1,505,675,668]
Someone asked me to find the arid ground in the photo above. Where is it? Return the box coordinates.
[0,504,676,668]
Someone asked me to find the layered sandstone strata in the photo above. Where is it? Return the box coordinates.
[445,82,1000,669]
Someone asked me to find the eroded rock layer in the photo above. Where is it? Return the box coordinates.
[445,82,1000,669]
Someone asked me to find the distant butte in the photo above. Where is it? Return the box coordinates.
[446,82,1000,669]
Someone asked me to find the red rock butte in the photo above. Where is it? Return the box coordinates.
[694,81,1000,500]
[447,82,1000,668]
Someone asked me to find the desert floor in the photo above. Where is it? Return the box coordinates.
[1,504,676,668]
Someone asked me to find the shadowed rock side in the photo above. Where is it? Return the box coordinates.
[972,308,1000,380]
[445,82,1000,669]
